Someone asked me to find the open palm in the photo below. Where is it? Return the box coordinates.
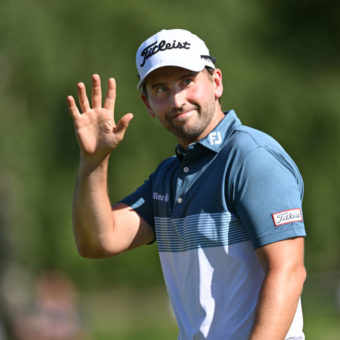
[67,74,133,162]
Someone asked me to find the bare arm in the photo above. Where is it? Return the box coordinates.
[249,237,306,340]
[67,74,155,258]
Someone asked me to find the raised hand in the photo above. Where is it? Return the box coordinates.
[67,74,133,164]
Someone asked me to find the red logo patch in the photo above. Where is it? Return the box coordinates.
[272,208,303,227]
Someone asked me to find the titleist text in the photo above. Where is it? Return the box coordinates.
[272,208,302,226]
[140,40,191,67]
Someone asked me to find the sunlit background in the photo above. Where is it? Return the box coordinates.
[0,0,339,339]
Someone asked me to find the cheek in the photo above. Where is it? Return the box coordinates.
[190,84,205,98]
[188,83,214,104]
[148,97,169,117]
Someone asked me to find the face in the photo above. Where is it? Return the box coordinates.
[141,66,224,147]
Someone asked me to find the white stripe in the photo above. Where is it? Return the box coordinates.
[155,212,249,252]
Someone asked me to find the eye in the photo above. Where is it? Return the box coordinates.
[182,78,193,86]
[155,86,168,95]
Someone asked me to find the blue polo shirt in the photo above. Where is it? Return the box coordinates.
[121,110,306,339]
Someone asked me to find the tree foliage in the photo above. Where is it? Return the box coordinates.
[1,0,339,289]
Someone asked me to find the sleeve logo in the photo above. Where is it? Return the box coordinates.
[272,208,303,227]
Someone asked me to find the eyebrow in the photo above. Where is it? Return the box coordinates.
[150,71,199,90]
[151,82,167,90]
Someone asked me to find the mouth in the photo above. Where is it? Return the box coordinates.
[170,107,198,121]
[173,110,193,118]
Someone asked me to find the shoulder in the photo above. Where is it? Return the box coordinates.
[223,123,303,189]
[229,124,286,157]
[225,123,300,171]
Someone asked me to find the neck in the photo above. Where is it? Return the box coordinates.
[178,106,225,149]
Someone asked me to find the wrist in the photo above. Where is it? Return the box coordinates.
[78,153,110,178]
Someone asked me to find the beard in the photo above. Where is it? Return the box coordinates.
[163,102,216,144]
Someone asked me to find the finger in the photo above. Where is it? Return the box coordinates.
[77,82,91,112]
[67,95,81,120]
[104,77,116,112]
[114,113,134,140]
[92,74,102,109]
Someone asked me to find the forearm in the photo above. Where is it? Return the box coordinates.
[73,155,114,258]
[249,266,306,340]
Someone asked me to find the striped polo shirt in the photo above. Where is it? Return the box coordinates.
[121,110,306,339]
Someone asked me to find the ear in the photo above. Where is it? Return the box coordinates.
[141,93,155,117]
[212,69,223,100]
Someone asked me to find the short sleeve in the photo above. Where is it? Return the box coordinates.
[119,176,155,230]
[232,147,306,249]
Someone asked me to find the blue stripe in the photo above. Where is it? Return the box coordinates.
[155,212,250,252]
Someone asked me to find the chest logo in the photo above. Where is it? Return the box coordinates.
[153,192,169,203]
[208,131,222,145]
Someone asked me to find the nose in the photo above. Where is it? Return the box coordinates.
[171,88,186,109]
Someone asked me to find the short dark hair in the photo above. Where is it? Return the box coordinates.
[205,66,215,76]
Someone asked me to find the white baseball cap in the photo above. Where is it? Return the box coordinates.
[136,28,216,89]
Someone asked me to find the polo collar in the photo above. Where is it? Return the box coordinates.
[198,110,241,152]
[175,110,241,160]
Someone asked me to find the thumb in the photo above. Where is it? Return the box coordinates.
[114,113,134,139]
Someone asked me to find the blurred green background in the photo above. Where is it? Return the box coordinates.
[0,0,339,339]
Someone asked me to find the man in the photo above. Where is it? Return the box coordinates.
[67,28,307,340]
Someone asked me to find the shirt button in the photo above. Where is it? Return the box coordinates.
[177,197,183,204]
[183,167,189,173]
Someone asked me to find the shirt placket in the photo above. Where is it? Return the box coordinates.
[172,159,192,218]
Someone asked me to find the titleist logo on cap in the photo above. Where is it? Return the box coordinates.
[140,40,191,67]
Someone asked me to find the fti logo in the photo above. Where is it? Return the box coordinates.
[208,131,222,145]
